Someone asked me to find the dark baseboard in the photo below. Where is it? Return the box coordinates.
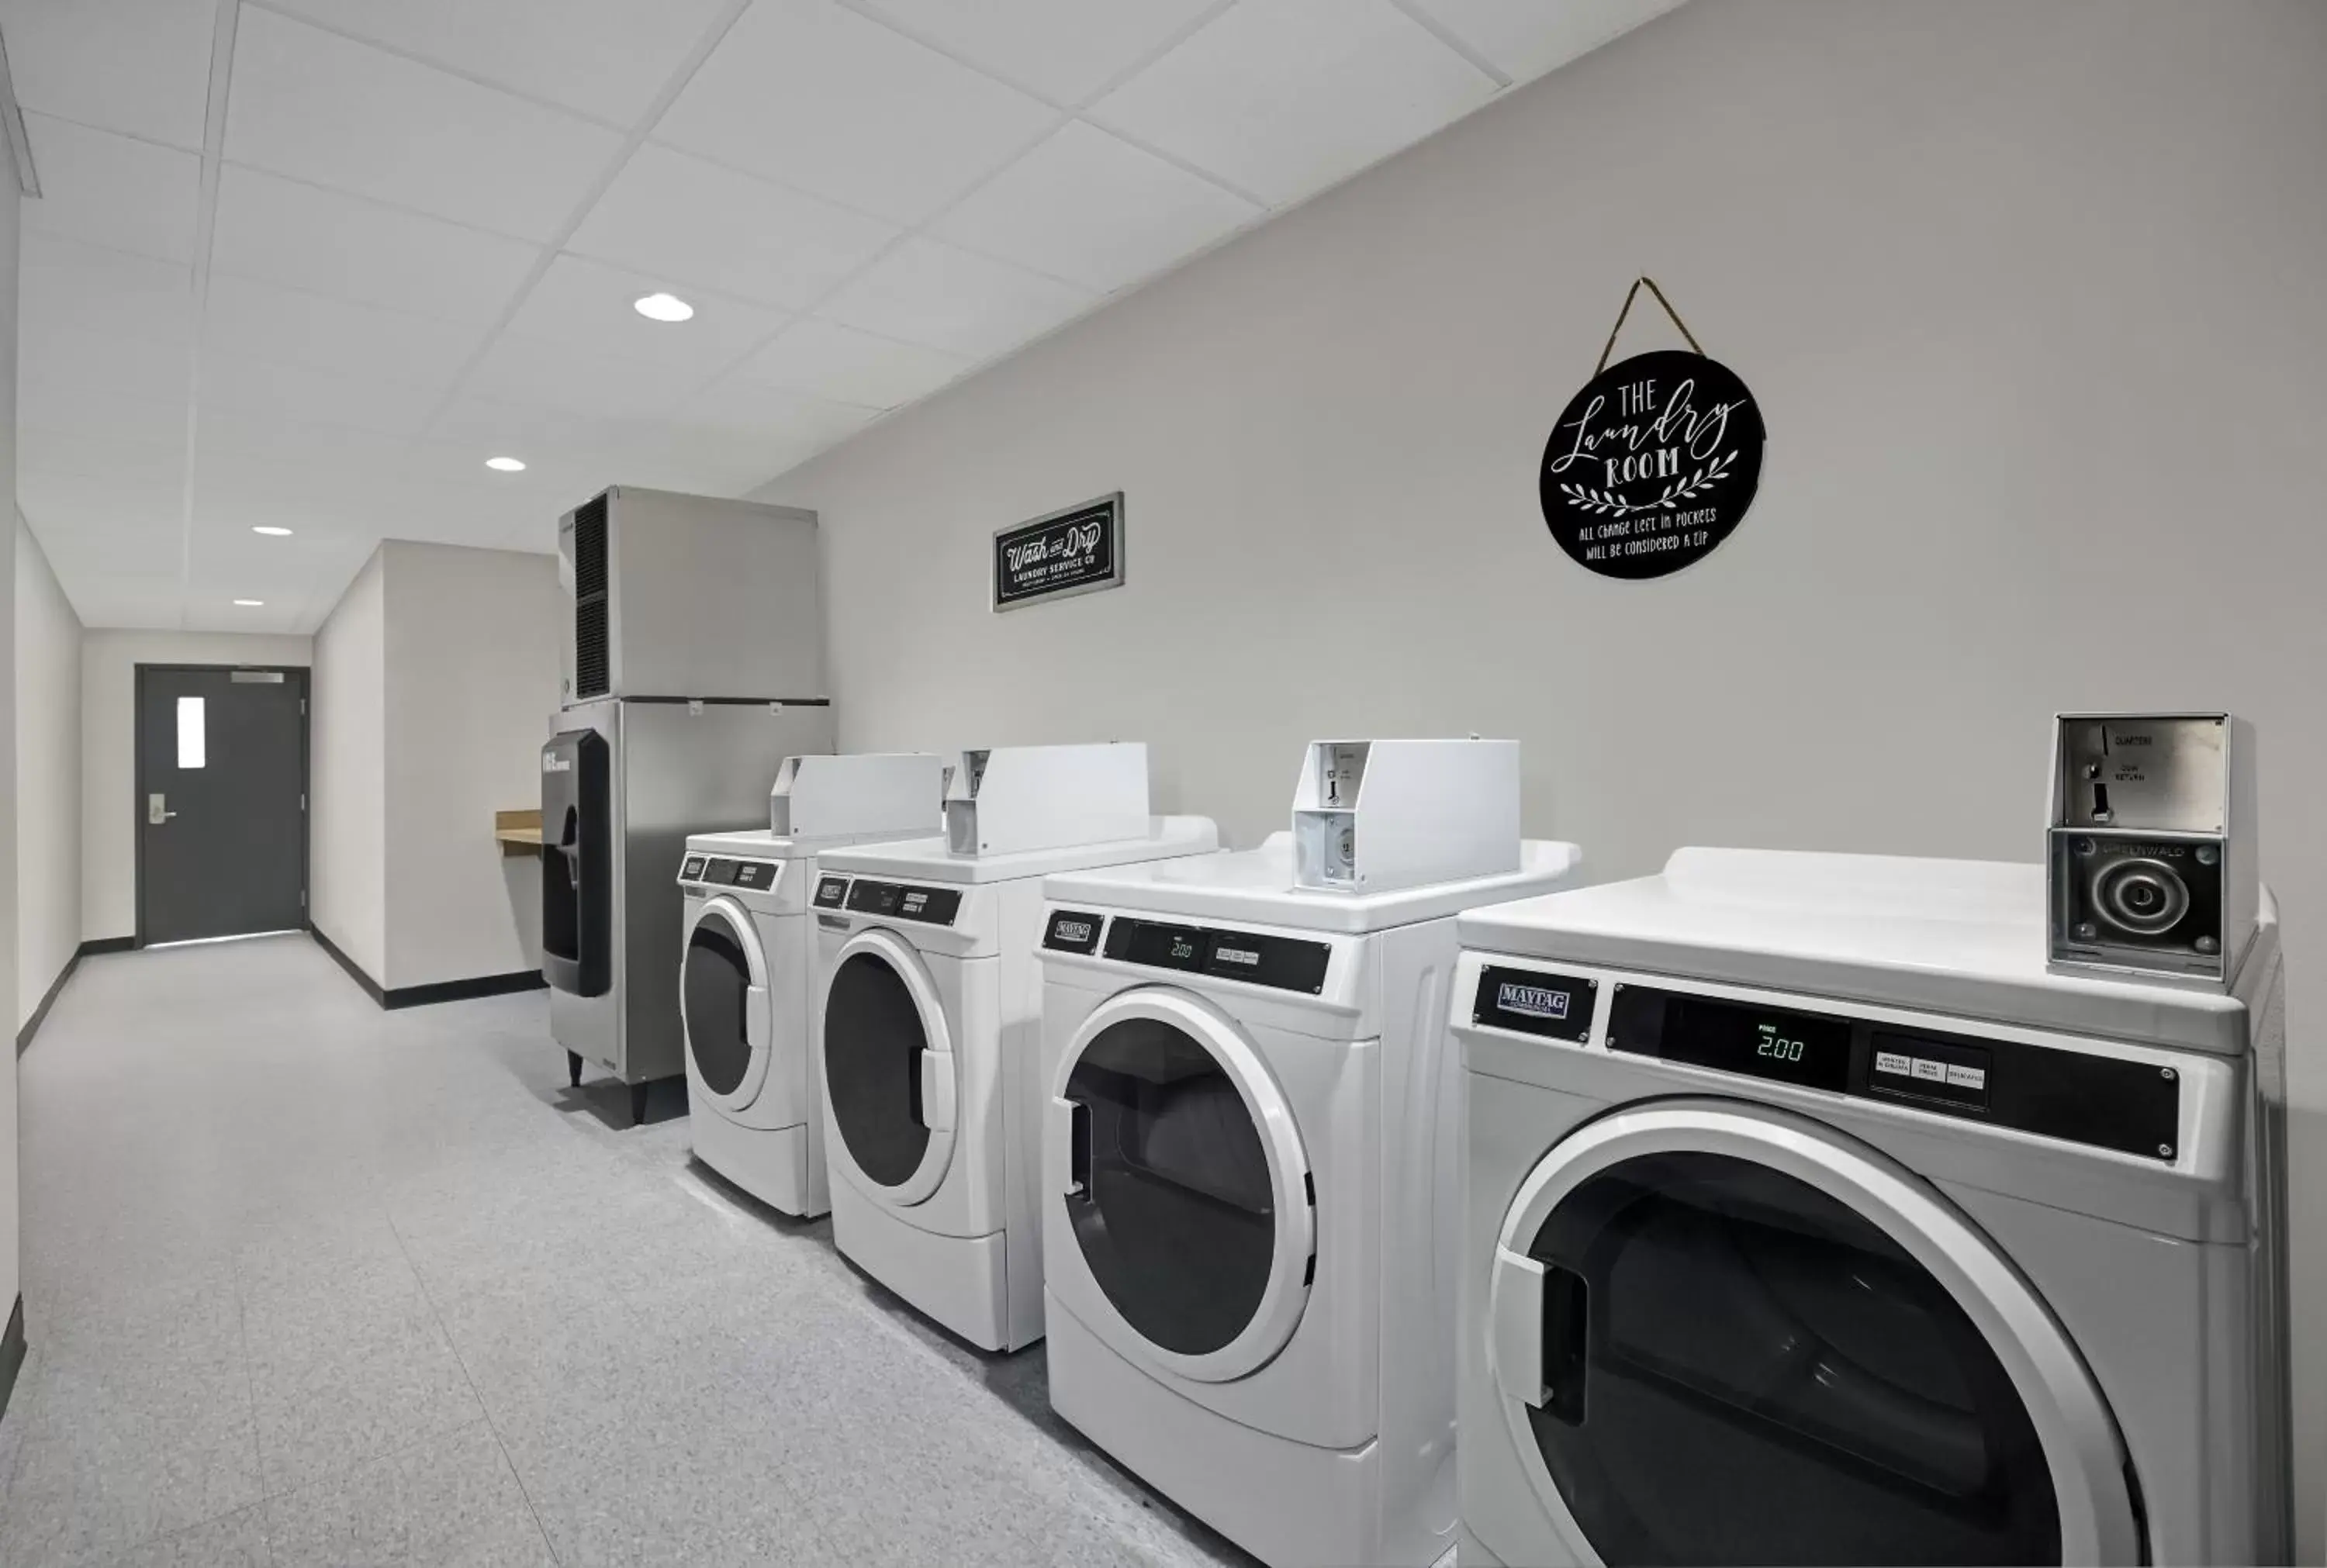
[309,926,385,1005]
[16,938,133,1056]
[309,929,545,1010]
[0,1296,23,1423]
[385,970,548,1010]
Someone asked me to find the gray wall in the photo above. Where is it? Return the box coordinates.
[0,123,19,1332]
[16,516,81,1029]
[310,551,385,980]
[755,0,2327,1547]
[380,541,559,990]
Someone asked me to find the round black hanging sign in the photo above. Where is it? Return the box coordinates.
[1540,346,1765,580]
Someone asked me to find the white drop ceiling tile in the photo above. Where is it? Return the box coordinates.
[199,348,443,436]
[226,7,624,243]
[429,393,643,458]
[19,426,188,486]
[209,165,543,322]
[0,0,215,149]
[21,114,203,263]
[854,0,1223,105]
[1400,0,1686,82]
[19,319,189,403]
[19,468,185,533]
[65,583,191,631]
[462,334,709,423]
[197,410,413,481]
[19,233,195,347]
[655,0,1054,225]
[740,319,970,410]
[199,274,488,392]
[15,381,191,448]
[673,375,879,449]
[568,143,899,312]
[505,254,790,379]
[261,0,733,128]
[814,236,1094,361]
[1087,0,1495,205]
[930,119,1259,293]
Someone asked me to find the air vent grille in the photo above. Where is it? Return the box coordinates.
[572,491,611,698]
[572,492,608,599]
[575,597,609,700]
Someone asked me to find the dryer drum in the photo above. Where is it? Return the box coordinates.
[1521,1151,2061,1566]
[1064,1017,1275,1359]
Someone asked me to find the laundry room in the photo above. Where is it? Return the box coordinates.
[2,2,2322,1566]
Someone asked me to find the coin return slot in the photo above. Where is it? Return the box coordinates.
[2090,782,2112,823]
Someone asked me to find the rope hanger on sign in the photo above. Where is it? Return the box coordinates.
[1592,275,1706,375]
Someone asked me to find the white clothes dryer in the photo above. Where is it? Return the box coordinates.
[1451,849,2291,1568]
[1036,836,1585,1568]
[677,754,945,1217]
[814,816,1219,1352]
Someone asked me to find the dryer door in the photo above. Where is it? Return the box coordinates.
[1486,1100,2140,1567]
[821,928,958,1207]
[681,896,771,1113]
[1047,988,1314,1383]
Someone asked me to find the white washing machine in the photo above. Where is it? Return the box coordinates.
[1451,848,2291,1567]
[1038,832,1585,1567]
[678,753,946,1217]
[814,742,1217,1351]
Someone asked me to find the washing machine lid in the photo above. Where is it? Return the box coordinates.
[1488,1100,2140,1566]
[819,815,1219,884]
[1043,836,1585,934]
[1457,848,2260,1056]
[1047,989,1314,1383]
[821,929,957,1204]
[682,896,771,1108]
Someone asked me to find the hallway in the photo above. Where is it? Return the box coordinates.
[0,938,1231,1567]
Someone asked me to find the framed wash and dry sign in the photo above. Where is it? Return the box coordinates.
[993,493,1124,612]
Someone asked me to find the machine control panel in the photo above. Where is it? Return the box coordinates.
[1042,910,1105,955]
[1568,980,2183,1162]
[683,856,778,891]
[843,879,963,926]
[1101,917,1331,994]
[813,875,850,909]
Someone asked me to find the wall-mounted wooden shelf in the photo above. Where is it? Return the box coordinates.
[495,808,543,856]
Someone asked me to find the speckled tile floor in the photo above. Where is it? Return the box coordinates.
[0,936,1250,1568]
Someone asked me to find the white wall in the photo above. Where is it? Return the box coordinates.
[380,541,559,989]
[79,630,313,942]
[756,0,2327,1546]
[16,517,81,1031]
[309,551,384,981]
[0,143,19,1330]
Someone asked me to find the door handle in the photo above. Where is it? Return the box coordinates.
[1492,1246,1589,1423]
[147,793,178,825]
[1049,1097,1091,1197]
[917,1051,955,1132]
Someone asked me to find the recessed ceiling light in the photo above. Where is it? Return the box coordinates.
[633,292,693,323]
[486,456,527,472]
[233,599,265,607]
[251,525,293,537]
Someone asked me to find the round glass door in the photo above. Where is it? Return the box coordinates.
[822,934,953,1200]
[1491,1103,2138,1566]
[1055,990,1312,1382]
[683,901,762,1103]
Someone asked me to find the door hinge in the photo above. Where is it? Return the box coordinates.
[300,793,307,811]
[300,698,307,716]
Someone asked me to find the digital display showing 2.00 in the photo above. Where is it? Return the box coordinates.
[1610,989,1852,1093]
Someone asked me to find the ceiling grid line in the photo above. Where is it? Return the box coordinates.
[174,0,244,630]
[1384,0,1513,89]
[408,0,759,445]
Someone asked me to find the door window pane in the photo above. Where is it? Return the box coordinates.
[176,696,206,768]
[1523,1151,2061,1566]
[822,952,933,1187]
[683,912,754,1096]
[1064,1017,1277,1356]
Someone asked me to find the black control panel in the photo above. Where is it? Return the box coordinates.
[1101,917,1331,994]
[687,856,776,891]
[813,875,850,910]
[1042,910,1105,955]
[1591,982,2180,1162]
[843,879,963,926]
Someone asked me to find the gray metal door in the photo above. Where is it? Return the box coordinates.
[137,666,308,945]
